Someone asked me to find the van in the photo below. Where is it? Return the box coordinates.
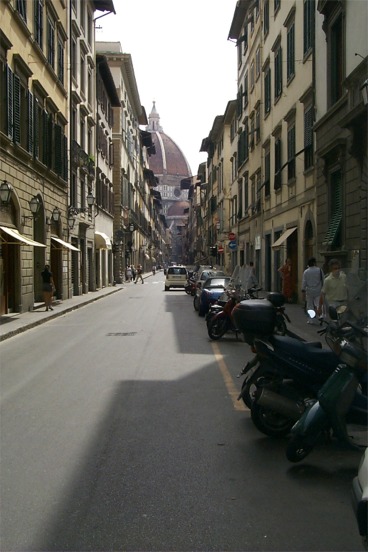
[165,266,188,291]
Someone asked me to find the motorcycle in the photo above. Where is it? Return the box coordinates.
[185,276,197,296]
[206,287,245,340]
[285,307,367,462]
[205,286,262,326]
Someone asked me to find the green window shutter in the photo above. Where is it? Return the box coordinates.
[54,124,62,174]
[6,65,14,140]
[34,99,39,159]
[27,90,34,154]
[13,75,21,144]
[62,135,68,180]
[42,110,48,164]
[323,172,342,246]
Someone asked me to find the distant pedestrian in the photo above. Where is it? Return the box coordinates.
[131,265,136,281]
[41,264,54,311]
[302,257,324,323]
[278,257,293,302]
[126,265,132,282]
[247,261,258,291]
[134,264,144,284]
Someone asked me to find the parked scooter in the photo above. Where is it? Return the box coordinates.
[285,307,367,462]
[233,295,333,415]
[206,287,245,340]
[205,286,261,326]
[185,276,197,296]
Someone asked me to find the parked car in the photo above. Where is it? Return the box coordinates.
[196,268,226,290]
[193,271,228,311]
[196,276,231,316]
[164,266,188,291]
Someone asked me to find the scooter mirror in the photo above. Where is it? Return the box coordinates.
[307,309,316,319]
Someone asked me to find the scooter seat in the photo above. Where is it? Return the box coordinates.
[267,335,339,374]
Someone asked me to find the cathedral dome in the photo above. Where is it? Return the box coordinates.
[146,101,192,180]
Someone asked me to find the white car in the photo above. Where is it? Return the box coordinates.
[165,266,188,291]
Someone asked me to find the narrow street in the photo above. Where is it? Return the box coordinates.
[0,273,363,552]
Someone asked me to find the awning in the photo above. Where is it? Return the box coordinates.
[272,227,297,248]
[51,236,80,252]
[95,231,112,250]
[0,226,46,247]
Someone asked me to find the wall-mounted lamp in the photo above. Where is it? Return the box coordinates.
[46,207,61,226]
[361,79,368,106]
[129,223,134,232]
[67,208,76,230]
[22,196,41,225]
[0,180,13,205]
[87,192,95,207]
[68,192,95,217]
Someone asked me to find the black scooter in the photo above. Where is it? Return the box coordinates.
[285,308,367,462]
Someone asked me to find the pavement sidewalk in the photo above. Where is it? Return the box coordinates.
[0,276,324,344]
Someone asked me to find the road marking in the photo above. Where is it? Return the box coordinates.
[211,341,247,411]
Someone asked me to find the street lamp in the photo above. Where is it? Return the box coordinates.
[22,196,41,225]
[67,209,76,230]
[0,180,12,205]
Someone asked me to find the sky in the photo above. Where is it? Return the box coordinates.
[96,0,239,176]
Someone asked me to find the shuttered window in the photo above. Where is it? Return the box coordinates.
[323,170,342,247]
[34,0,43,50]
[287,23,295,81]
[304,106,314,170]
[27,91,34,154]
[6,66,13,140]
[287,126,296,180]
[264,66,271,115]
[274,46,283,100]
[274,138,282,190]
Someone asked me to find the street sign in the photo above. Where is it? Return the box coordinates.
[228,232,236,240]
[228,240,237,250]
[218,246,224,253]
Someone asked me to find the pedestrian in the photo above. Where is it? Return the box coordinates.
[134,264,144,284]
[126,265,132,282]
[131,265,136,281]
[301,257,324,324]
[278,257,293,302]
[41,264,54,311]
[247,261,258,291]
[317,258,347,318]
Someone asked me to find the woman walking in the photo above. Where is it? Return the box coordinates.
[41,264,54,311]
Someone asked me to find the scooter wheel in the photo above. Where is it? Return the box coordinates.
[193,296,199,311]
[208,318,228,340]
[286,437,314,462]
[251,402,295,437]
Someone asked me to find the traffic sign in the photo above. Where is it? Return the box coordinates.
[228,232,236,241]
[228,240,237,250]
[218,246,224,253]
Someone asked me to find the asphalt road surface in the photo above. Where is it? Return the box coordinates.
[0,273,364,551]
